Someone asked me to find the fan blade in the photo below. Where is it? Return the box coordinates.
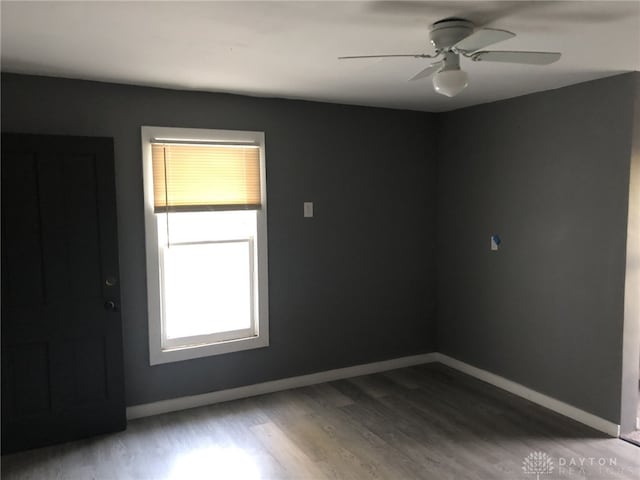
[409,61,444,81]
[472,51,561,65]
[454,28,515,52]
[338,53,436,60]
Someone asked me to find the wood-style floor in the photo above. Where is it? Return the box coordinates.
[2,363,639,479]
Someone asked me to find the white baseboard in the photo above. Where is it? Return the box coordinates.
[432,353,620,437]
[126,351,620,437]
[126,352,438,420]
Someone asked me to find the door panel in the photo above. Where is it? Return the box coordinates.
[5,343,51,416]
[1,133,126,454]
[3,152,45,307]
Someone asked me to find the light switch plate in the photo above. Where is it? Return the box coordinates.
[304,202,313,218]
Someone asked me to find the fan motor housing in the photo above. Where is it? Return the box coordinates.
[430,19,474,50]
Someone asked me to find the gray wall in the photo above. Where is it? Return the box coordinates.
[620,73,640,434]
[1,73,438,406]
[3,72,638,424]
[436,73,638,423]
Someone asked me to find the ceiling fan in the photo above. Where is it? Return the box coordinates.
[338,18,561,97]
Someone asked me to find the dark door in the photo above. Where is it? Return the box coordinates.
[1,133,126,454]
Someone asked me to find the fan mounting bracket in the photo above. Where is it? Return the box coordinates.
[430,19,474,51]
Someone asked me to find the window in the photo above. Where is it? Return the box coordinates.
[141,126,269,365]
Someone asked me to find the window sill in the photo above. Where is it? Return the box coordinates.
[149,334,269,365]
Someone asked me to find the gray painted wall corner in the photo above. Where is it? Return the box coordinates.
[3,71,638,427]
[436,73,638,423]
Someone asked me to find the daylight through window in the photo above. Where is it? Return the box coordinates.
[142,127,269,365]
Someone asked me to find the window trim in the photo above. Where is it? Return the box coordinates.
[141,126,269,365]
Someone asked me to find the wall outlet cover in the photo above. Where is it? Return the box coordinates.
[491,234,501,251]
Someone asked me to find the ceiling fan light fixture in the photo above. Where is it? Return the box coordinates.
[432,69,468,97]
[338,18,561,100]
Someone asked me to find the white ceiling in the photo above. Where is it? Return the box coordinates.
[1,1,639,112]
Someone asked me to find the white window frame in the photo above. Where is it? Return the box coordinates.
[141,126,269,365]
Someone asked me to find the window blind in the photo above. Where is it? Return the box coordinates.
[151,142,261,213]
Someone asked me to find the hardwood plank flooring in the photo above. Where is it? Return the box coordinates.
[2,363,639,479]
